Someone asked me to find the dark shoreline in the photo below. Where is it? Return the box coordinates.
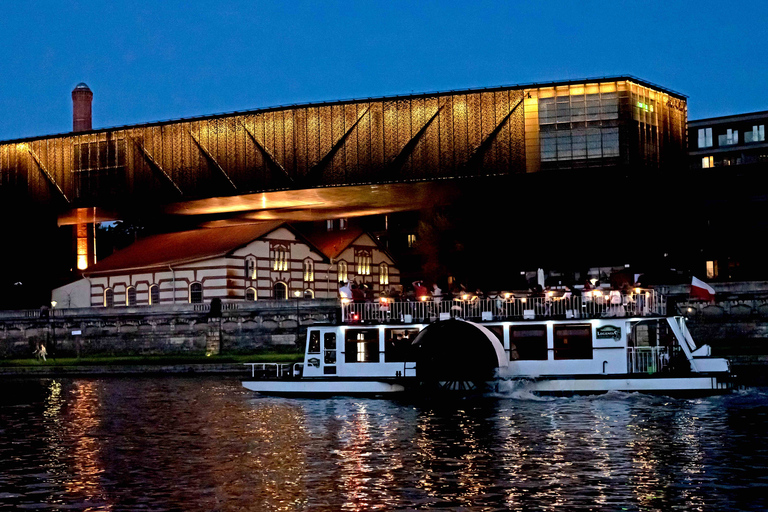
[0,363,247,377]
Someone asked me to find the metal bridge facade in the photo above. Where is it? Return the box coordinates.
[0,88,530,211]
[0,76,687,216]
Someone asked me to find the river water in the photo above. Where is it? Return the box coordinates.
[1,377,767,511]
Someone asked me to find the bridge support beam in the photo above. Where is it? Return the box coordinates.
[240,121,294,187]
[189,132,237,191]
[24,144,70,204]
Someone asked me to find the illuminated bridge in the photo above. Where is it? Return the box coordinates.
[0,76,687,305]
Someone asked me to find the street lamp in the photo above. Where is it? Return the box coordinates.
[294,290,301,343]
[49,300,57,360]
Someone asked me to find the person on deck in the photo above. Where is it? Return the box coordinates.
[338,281,352,301]
[432,283,442,303]
[412,281,428,300]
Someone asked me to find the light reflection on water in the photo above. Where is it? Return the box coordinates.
[1,378,768,511]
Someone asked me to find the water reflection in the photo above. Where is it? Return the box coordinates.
[2,380,768,510]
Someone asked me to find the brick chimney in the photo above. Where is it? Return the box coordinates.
[72,83,93,132]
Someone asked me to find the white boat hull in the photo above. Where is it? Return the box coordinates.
[243,379,407,396]
[499,375,733,395]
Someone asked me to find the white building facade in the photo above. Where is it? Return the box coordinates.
[54,223,399,308]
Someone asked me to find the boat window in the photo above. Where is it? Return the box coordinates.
[630,320,675,348]
[553,324,593,360]
[345,329,379,363]
[308,330,321,354]
[385,328,420,362]
[324,333,337,365]
[510,325,548,360]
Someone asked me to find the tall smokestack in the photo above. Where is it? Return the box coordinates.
[72,83,93,132]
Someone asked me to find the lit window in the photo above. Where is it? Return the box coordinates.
[326,219,334,232]
[303,259,314,282]
[706,261,718,279]
[339,218,348,230]
[245,287,256,301]
[104,288,114,308]
[745,125,766,143]
[76,230,88,271]
[190,283,203,304]
[702,156,714,168]
[338,261,348,282]
[379,263,389,285]
[718,129,738,146]
[149,285,160,305]
[304,289,314,299]
[407,234,417,248]
[356,253,371,275]
[244,257,256,279]
[272,246,288,272]
[698,128,713,148]
[126,286,136,307]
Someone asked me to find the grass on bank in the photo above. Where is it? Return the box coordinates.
[0,351,303,367]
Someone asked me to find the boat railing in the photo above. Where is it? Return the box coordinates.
[341,290,666,323]
[627,346,680,374]
[244,362,296,379]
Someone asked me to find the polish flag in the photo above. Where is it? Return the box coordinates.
[691,277,716,301]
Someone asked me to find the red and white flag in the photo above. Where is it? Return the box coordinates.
[691,277,715,301]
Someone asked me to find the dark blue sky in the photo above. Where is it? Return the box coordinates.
[1,0,766,141]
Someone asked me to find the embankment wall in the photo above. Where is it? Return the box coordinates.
[0,300,339,358]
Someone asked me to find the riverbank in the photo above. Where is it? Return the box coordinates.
[0,352,302,377]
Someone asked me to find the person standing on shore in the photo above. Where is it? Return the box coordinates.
[35,343,47,361]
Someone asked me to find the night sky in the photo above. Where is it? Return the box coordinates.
[1,0,766,142]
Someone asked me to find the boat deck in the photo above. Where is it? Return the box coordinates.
[342,290,665,324]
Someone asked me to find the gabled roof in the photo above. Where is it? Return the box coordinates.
[300,226,366,260]
[85,221,285,275]
[84,220,395,277]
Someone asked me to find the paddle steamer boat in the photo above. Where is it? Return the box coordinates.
[242,289,734,396]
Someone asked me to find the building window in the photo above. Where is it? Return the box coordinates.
[339,218,348,230]
[702,156,714,168]
[326,219,334,232]
[303,259,314,282]
[304,289,314,299]
[407,234,417,248]
[745,125,766,143]
[273,282,287,300]
[244,257,256,279]
[126,286,137,307]
[356,253,371,275]
[149,285,160,305]
[698,128,713,148]
[338,261,348,283]
[190,283,203,304]
[706,261,718,279]
[104,288,114,307]
[718,129,738,146]
[379,263,389,285]
[272,246,288,272]
[245,287,257,301]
